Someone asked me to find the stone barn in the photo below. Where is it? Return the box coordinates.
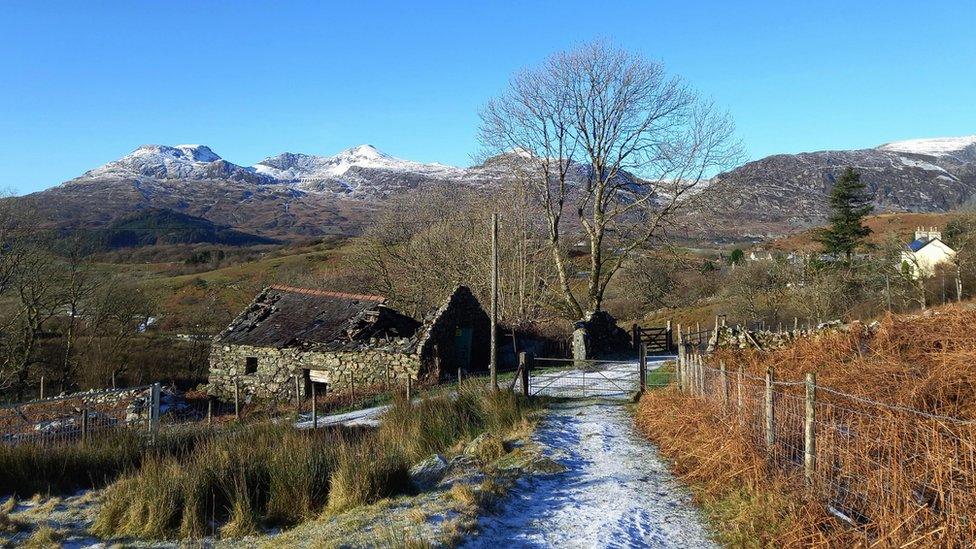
[208,285,490,399]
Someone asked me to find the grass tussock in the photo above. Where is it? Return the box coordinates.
[93,383,531,540]
[92,424,340,540]
[22,525,64,548]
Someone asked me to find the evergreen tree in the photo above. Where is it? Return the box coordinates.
[814,167,873,261]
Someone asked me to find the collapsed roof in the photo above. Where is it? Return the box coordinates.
[214,285,422,351]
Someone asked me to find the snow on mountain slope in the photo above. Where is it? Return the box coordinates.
[79,144,271,183]
[253,144,464,182]
[878,136,976,160]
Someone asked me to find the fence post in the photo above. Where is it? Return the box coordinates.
[207,397,213,426]
[311,382,318,429]
[764,368,775,451]
[699,355,705,396]
[639,343,647,393]
[406,376,412,401]
[39,376,45,400]
[805,372,817,487]
[676,324,684,391]
[519,352,530,397]
[458,367,462,388]
[80,408,89,445]
[149,382,160,443]
[632,323,639,350]
[720,360,729,405]
[233,380,240,421]
[736,366,744,427]
[294,375,301,411]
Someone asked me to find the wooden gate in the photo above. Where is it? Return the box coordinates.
[632,324,673,354]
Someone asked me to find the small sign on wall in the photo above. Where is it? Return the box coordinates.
[309,370,331,384]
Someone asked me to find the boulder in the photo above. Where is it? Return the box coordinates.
[409,454,449,491]
[463,432,506,464]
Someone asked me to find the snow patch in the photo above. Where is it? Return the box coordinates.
[878,135,976,157]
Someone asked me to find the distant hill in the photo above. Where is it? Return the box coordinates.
[704,136,976,240]
[86,208,278,250]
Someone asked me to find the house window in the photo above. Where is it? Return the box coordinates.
[245,356,258,375]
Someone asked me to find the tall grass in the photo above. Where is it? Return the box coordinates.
[93,383,531,540]
[0,428,206,497]
[92,424,341,539]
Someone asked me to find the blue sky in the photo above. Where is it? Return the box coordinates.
[2,1,974,195]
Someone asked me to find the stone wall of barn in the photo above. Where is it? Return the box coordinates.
[207,343,422,400]
[416,286,491,379]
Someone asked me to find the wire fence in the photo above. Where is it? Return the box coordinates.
[675,349,976,542]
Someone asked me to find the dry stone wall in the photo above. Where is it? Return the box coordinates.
[208,343,422,399]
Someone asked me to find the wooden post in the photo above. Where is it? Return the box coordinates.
[720,360,729,405]
[736,366,744,427]
[311,383,319,429]
[150,382,160,435]
[489,212,499,391]
[632,323,639,350]
[698,355,705,396]
[639,343,647,393]
[207,397,213,426]
[80,408,89,444]
[112,371,116,390]
[675,324,684,391]
[519,352,530,397]
[350,373,355,403]
[794,317,799,332]
[458,367,462,388]
[294,375,301,410]
[406,376,412,401]
[765,368,775,451]
[233,380,240,420]
[39,376,44,400]
[805,372,817,486]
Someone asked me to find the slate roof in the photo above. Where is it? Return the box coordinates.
[214,285,420,351]
[907,238,931,252]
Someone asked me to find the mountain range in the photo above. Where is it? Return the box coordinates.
[14,135,976,243]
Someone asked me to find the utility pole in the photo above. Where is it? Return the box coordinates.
[490,212,499,391]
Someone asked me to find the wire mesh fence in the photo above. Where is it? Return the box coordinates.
[676,350,976,541]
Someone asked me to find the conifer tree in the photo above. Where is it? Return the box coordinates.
[814,167,873,261]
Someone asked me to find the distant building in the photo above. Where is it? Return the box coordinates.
[207,285,490,399]
[901,227,956,279]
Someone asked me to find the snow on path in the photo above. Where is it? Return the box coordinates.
[294,403,389,429]
[464,399,715,549]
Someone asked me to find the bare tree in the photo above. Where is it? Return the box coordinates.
[480,41,740,319]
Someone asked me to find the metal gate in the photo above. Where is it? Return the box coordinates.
[527,358,642,399]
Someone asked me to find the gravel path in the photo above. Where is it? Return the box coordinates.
[464,399,716,548]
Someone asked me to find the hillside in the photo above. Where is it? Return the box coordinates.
[758,211,953,252]
[703,135,976,239]
[84,208,278,250]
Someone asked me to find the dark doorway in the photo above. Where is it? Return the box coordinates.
[455,326,473,371]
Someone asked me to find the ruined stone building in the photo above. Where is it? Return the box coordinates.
[208,285,490,399]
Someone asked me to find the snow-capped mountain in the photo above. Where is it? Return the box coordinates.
[78,144,271,184]
[705,135,976,239]
[25,143,510,236]
[16,135,976,241]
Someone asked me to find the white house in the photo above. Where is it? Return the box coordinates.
[901,227,956,279]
